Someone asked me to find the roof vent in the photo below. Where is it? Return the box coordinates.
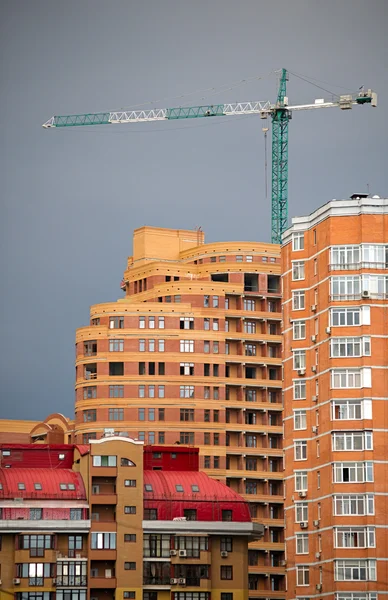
[350,193,369,199]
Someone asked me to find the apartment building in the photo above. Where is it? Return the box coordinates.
[282,194,388,600]
[0,439,262,600]
[75,226,285,598]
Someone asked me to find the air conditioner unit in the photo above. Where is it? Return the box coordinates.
[326,327,331,334]
[316,584,322,591]
[312,426,318,434]
[313,520,320,527]
[300,522,307,529]
[362,290,370,298]
[312,395,318,402]
[311,335,317,343]
[170,550,177,556]
[298,491,307,498]
[52,578,57,586]
[298,369,306,376]
[13,579,21,585]
[311,365,317,373]
[311,304,317,312]
[221,551,228,558]
[178,549,187,558]
[315,552,321,559]
[178,578,186,585]
[170,578,178,585]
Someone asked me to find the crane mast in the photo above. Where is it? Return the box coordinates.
[43,71,377,243]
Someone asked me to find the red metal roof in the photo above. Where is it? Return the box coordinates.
[0,468,86,500]
[144,471,251,522]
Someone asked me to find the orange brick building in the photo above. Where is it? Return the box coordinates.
[282,194,388,599]
[74,226,286,599]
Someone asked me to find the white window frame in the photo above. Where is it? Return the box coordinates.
[295,471,307,491]
[296,565,309,586]
[293,320,306,340]
[333,462,373,483]
[334,559,376,582]
[331,369,362,389]
[295,502,308,523]
[330,337,371,358]
[292,232,305,251]
[330,306,365,327]
[334,526,375,549]
[180,340,195,353]
[332,431,373,451]
[331,399,372,421]
[294,441,307,461]
[293,350,306,370]
[292,291,305,311]
[296,533,309,554]
[158,340,165,352]
[292,261,305,281]
[293,381,306,400]
[333,494,374,516]
[294,410,307,431]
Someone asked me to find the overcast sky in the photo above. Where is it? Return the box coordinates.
[1,0,387,420]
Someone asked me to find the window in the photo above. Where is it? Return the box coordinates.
[333,494,374,516]
[293,232,304,251]
[70,509,82,520]
[204,456,211,468]
[157,339,165,352]
[331,336,371,357]
[83,409,96,422]
[144,508,158,520]
[294,381,306,400]
[149,317,155,328]
[204,318,210,330]
[125,479,136,487]
[213,433,219,445]
[213,341,219,353]
[294,410,307,430]
[213,296,219,307]
[124,562,136,570]
[295,471,307,491]
[110,385,124,398]
[180,432,194,444]
[331,369,364,388]
[148,339,155,352]
[332,431,373,451]
[293,350,306,370]
[204,295,210,307]
[91,532,116,549]
[335,560,376,581]
[334,527,375,548]
[244,299,255,311]
[292,261,305,280]
[222,510,232,521]
[296,534,309,554]
[158,316,165,328]
[204,341,210,353]
[204,433,210,445]
[138,385,145,398]
[180,409,194,422]
[221,537,233,552]
[30,509,42,520]
[149,362,155,375]
[180,317,194,330]
[109,339,124,352]
[245,481,257,494]
[158,362,165,375]
[16,563,52,585]
[19,535,53,556]
[109,316,124,329]
[293,321,306,340]
[149,386,155,399]
[213,456,220,469]
[124,506,136,514]
[292,291,305,310]
[213,318,219,331]
[139,408,145,421]
[180,340,195,352]
[180,385,194,398]
[124,593,136,599]
[109,362,124,376]
[244,320,256,334]
[295,441,307,460]
[109,408,124,421]
[221,595,233,600]
[295,502,308,522]
[180,362,194,375]
[91,317,100,326]
[92,455,117,467]
[221,566,233,580]
[332,399,372,420]
[296,565,309,586]
[333,462,373,483]
[144,534,171,558]
[84,386,97,399]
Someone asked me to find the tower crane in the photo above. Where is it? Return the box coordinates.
[43,69,377,244]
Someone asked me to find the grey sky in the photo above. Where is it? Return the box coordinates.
[1,0,387,420]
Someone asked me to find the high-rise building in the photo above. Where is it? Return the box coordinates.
[0,440,262,600]
[282,194,388,599]
[75,226,286,599]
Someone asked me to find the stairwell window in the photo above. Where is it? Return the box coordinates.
[293,321,306,340]
[292,232,304,251]
[296,534,309,554]
[292,290,305,310]
[294,410,307,430]
[295,502,308,522]
[294,441,307,461]
[296,565,309,586]
[295,471,308,491]
[293,350,306,370]
[292,262,305,281]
